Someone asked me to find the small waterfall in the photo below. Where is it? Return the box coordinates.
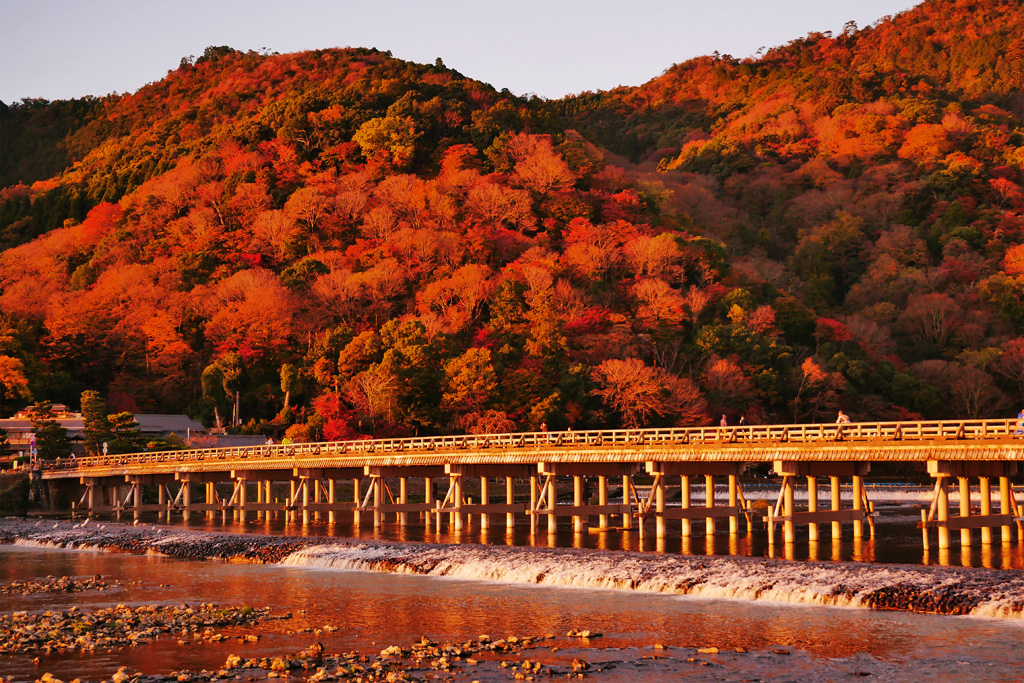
[281,542,1024,620]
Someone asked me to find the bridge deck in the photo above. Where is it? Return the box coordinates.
[38,419,1024,480]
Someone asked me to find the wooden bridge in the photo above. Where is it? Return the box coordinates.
[34,419,1024,550]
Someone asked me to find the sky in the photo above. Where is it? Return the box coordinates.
[1,0,922,105]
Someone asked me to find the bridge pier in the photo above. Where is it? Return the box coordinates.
[438,465,530,533]
[644,463,746,540]
[174,472,233,521]
[921,461,1020,550]
[285,467,361,527]
[124,474,178,521]
[768,462,873,546]
[531,463,639,535]
[76,476,124,517]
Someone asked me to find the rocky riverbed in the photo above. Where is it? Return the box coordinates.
[0,576,116,596]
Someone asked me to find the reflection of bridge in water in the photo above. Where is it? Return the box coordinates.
[37,419,1024,552]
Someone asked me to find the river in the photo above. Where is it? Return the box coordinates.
[1,490,1023,682]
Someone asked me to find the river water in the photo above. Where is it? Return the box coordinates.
[2,490,1023,682]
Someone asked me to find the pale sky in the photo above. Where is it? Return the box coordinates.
[1,0,921,105]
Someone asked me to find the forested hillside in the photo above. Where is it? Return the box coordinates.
[0,0,1022,446]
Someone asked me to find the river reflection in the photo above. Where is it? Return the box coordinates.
[95,502,1024,570]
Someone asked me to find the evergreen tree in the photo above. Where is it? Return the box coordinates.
[107,411,146,454]
[80,390,111,456]
[0,427,13,460]
[28,401,72,460]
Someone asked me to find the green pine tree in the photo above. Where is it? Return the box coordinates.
[80,390,111,456]
[28,401,72,460]
[0,427,13,460]
[107,411,145,454]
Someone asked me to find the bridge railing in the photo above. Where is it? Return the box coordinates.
[38,418,1022,473]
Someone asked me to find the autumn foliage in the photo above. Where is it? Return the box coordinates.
[0,0,1023,438]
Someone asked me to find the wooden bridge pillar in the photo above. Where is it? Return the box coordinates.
[937,476,950,550]
[235,475,248,523]
[655,475,665,539]
[830,476,841,539]
[301,477,312,525]
[533,463,639,536]
[479,476,489,531]
[680,475,691,537]
[288,480,297,523]
[958,476,971,547]
[353,478,361,526]
[313,477,322,522]
[1000,476,1013,544]
[705,474,717,536]
[112,483,121,519]
[506,476,515,530]
[621,475,632,529]
[574,476,584,534]
[372,476,383,528]
[453,475,464,532]
[597,476,608,530]
[399,477,409,526]
[425,477,434,527]
[728,474,739,535]
[782,475,795,544]
[204,482,213,519]
[546,474,557,534]
[806,476,818,542]
[979,477,991,545]
[256,479,264,521]
[133,482,142,521]
[852,474,864,540]
[324,478,334,524]
[529,474,538,535]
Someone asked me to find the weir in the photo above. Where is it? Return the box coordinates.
[38,418,1024,551]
